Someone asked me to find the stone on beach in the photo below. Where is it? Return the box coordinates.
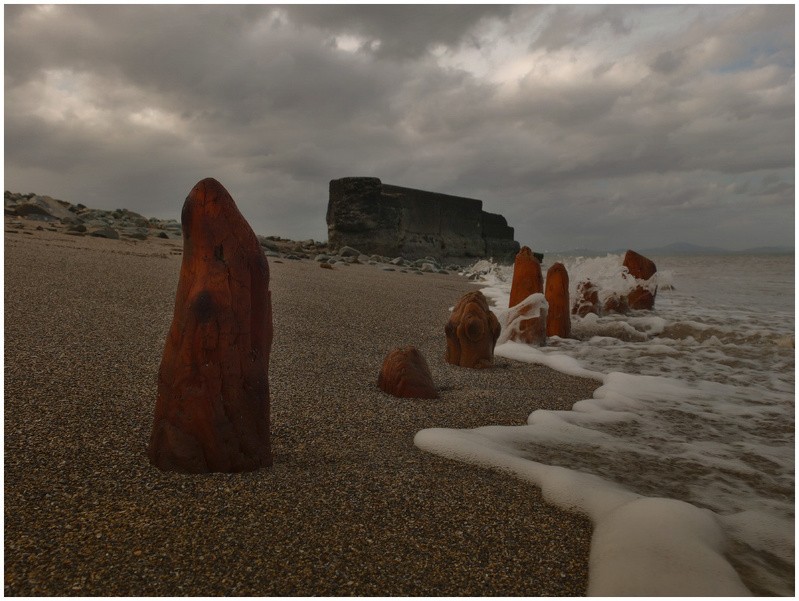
[545,262,571,338]
[377,346,439,399]
[445,290,501,369]
[507,246,546,345]
[147,178,273,473]
[623,249,658,310]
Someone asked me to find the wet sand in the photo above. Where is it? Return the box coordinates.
[5,227,598,596]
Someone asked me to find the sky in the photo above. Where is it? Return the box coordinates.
[4,4,795,252]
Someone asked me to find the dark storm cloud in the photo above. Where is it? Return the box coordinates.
[280,5,513,59]
[4,4,794,250]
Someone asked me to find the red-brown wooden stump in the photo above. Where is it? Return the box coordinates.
[545,262,571,338]
[445,291,501,369]
[147,178,273,473]
[508,246,546,345]
[623,249,658,310]
[378,346,439,399]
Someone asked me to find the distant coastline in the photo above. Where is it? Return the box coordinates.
[549,241,795,257]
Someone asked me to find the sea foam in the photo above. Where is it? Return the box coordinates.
[417,253,794,596]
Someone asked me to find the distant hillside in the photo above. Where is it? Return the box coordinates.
[737,246,796,256]
[551,242,794,257]
[636,242,728,255]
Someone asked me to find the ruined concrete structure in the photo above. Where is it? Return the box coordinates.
[326,177,520,262]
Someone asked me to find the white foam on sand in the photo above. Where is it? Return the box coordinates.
[414,373,751,596]
[417,254,795,596]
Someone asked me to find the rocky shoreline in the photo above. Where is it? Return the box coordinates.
[4,190,474,275]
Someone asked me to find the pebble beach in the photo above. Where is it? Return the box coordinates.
[5,226,600,596]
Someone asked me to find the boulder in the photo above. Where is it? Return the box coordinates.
[572,279,600,317]
[121,227,148,240]
[623,249,658,310]
[545,262,570,338]
[147,178,273,473]
[377,346,438,399]
[257,236,280,251]
[11,195,73,222]
[445,290,501,369]
[89,227,120,240]
[507,246,546,345]
[338,245,362,257]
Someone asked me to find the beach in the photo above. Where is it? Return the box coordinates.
[5,227,599,596]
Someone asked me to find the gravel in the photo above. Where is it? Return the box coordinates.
[5,227,598,596]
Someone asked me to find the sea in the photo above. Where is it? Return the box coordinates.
[415,252,794,596]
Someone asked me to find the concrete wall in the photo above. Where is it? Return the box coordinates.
[327,177,519,262]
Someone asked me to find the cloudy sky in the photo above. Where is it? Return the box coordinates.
[4,4,795,251]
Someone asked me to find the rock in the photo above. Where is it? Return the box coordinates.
[11,195,73,222]
[572,279,601,317]
[545,262,571,338]
[338,245,362,257]
[445,290,501,369]
[390,257,405,265]
[508,246,546,345]
[147,177,273,474]
[89,227,120,240]
[67,224,87,233]
[314,254,331,262]
[623,249,657,310]
[121,227,148,240]
[112,208,149,227]
[320,262,333,270]
[377,346,438,399]
[13,204,54,219]
[257,236,280,251]
[157,231,169,239]
[59,214,83,226]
